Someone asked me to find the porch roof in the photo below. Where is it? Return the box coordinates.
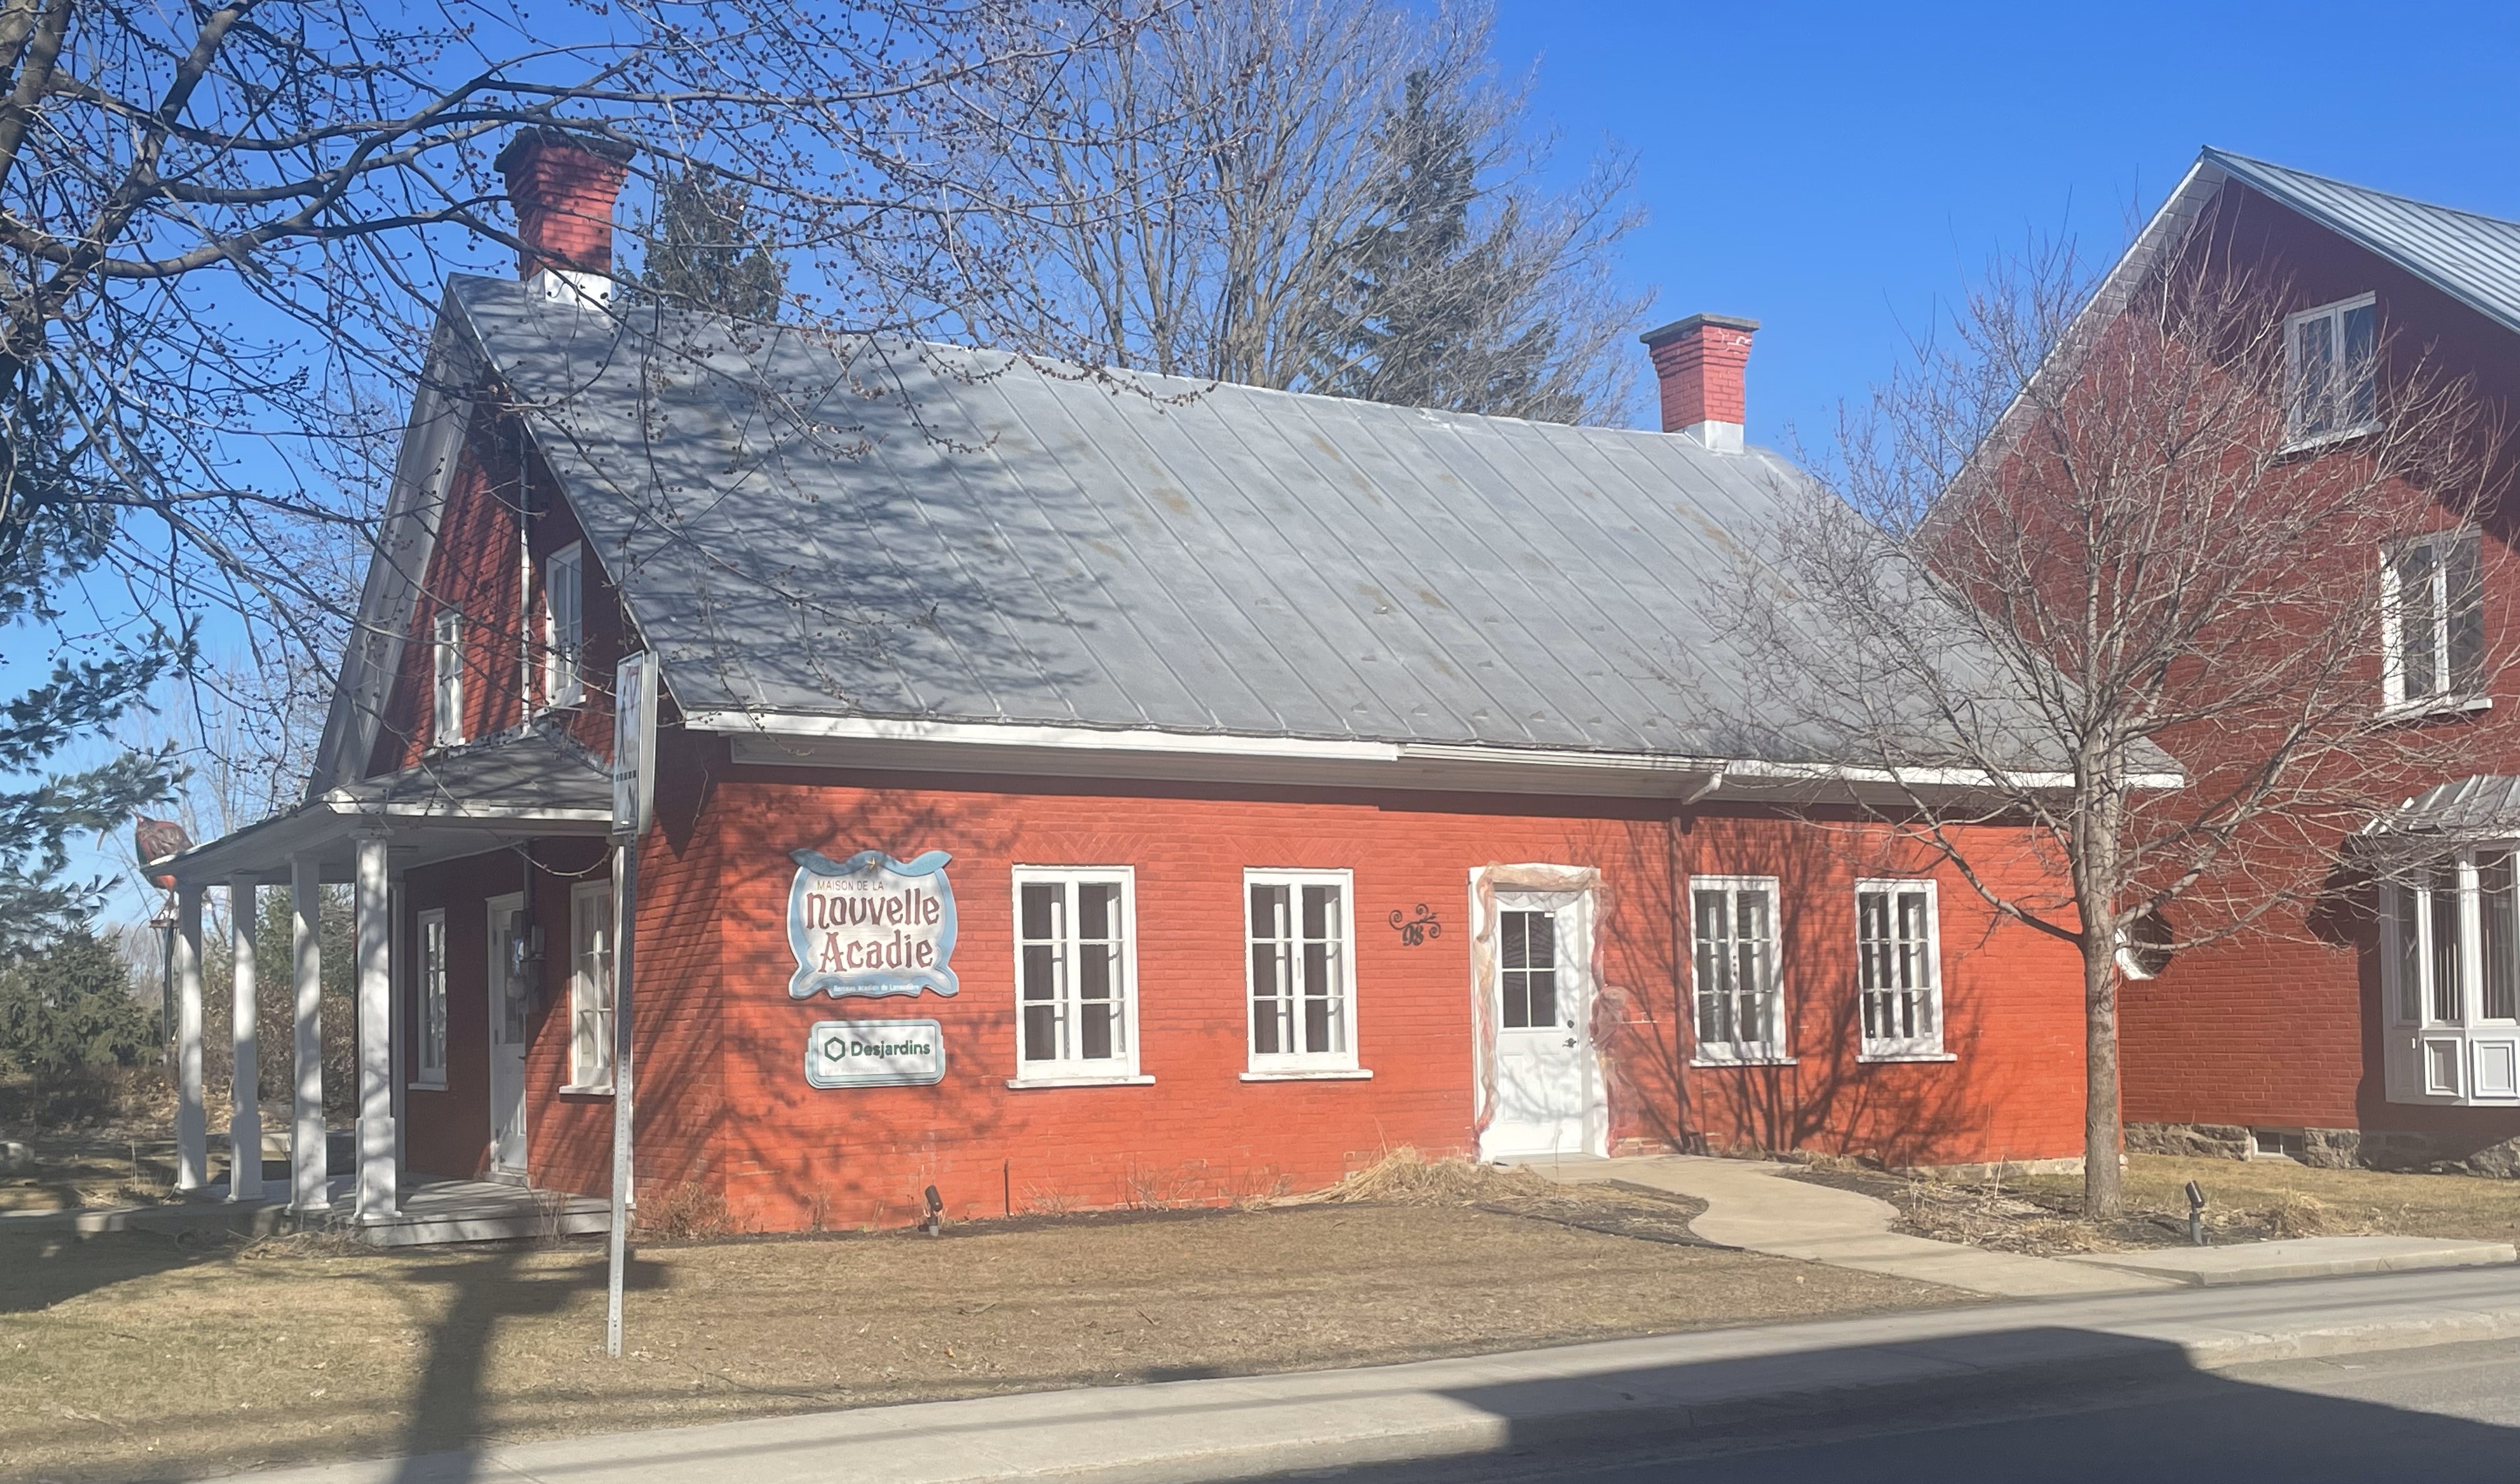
[156,722,614,885]
[2361,775,2520,843]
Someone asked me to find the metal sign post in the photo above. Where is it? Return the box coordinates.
[606,651,659,1360]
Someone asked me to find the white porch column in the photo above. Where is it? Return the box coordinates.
[289,853,328,1214]
[353,831,398,1222]
[172,881,208,1192]
[227,876,263,1202]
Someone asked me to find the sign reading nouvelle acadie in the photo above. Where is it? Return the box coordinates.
[806,1019,946,1088]
[787,848,959,1000]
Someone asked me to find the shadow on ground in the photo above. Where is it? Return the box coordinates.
[341,1327,2520,1484]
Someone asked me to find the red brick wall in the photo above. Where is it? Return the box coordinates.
[397,763,2083,1231]
[2118,181,2520,1139]
[369,426,627,778]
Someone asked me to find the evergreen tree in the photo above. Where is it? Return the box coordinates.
[638,169,788,321]
[0,378,184,956]
[1305,71,1588,423]
[0,925,156,1081]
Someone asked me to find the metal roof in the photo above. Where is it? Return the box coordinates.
[449,275,2064,768]
[2208,148,2520,337]
[2362,775,2520,841]
[159,721,615,884]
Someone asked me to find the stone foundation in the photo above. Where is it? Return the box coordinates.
[2127,1121,2520,1178]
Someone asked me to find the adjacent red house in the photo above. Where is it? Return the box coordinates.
[156,133,2094,1235]
[2042,151,2520,1175]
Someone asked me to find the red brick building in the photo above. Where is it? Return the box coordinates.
[2039,151,2520,1175]
[157,133,2094,1233]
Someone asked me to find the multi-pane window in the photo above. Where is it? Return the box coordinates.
[1692,876,1783,1061]
[416,909,450,1086]
[1014,868,1137,1078]
[569,880,616,1090]
[2391,853,2520,1028]
[1857,880,1944,1059]
[2286,293,2378,443]
[544,543,586,707]
[1499,910,1560,1030]
[2383,531,2484,709]
[1247,871,1356,1071]
[431,609,465,747]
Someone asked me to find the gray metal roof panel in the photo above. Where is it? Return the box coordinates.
[451,275,2062,764]
[2208,149,2520,336]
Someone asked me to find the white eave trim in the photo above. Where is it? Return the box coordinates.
[691,710,2183,798]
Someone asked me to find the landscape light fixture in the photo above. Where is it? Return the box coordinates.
[924,1184,946,1237]
[2186,1180,2209,1246]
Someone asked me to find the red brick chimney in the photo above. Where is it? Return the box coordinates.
[1639,314,1759,453]
[494,129,634,289]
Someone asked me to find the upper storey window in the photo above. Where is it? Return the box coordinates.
[544,542,585,708]
[2285,293,2378,445]
[2382,529,2484,712]
[431,609,464,748]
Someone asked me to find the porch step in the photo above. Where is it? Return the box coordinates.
[355,1181,612,1246]
[0,1175,612,1248]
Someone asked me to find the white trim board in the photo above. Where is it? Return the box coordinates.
[711,714,2181,800]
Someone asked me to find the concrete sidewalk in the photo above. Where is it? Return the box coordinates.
[201,1266,2520,1484]
[1518,1154,2171,1297]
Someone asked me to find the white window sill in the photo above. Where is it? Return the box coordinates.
[2380,694,2491,723]
[2281,421,2381,455]
[558,1083,616,1097]
[1859,1050,1958,1064]
[1241,1068,1373,1082]
[1005,1073,1154,1090]
[409,1077,449,1091]
[1691,1053,1798,1068]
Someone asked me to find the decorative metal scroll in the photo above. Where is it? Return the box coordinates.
[1388,903,1442,946]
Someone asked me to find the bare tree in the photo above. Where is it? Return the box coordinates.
[0,0,1177,916]
[965,0,1648,422]
[1692,233,2502,1215]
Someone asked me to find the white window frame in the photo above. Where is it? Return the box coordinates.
[1008,866,1146,1088]
[1689,875,1791,1065]
[414,908,450,1088]
[2381,529,2486,713]
[566,878,616,1093]
[1855,879,1951,1062]
[544,541,586,708]
[2284,292,2379,448]
[2381,849,2520,1106]
[1242,868,1366,1079]
[431,608,466,748]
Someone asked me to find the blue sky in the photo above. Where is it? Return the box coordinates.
[1491,0,2520,449]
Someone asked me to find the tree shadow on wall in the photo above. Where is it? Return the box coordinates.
[1584,806,2033,1169]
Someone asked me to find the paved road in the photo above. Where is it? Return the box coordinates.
[1305,1337,2520,1484]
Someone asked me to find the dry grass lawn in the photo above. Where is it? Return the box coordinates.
[2020,1153,2520,1243]
[0,1173,1965,1482]
[1800,1152,2520,1255]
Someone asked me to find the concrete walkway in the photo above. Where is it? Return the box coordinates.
[198,1266,2520,1484]
[1516,1153,2174,1297]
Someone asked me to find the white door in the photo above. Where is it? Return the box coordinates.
[1482,890,1603,1160]
[485,893,531,1180]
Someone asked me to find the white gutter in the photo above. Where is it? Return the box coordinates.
[688,709,2185,795]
